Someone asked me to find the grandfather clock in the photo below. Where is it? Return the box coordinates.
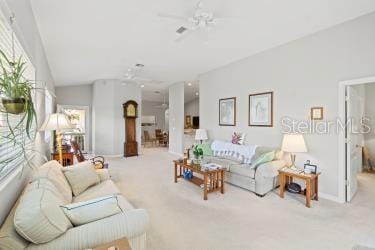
[123,100,138,157]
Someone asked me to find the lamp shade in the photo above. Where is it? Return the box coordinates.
[281,134,307,153]
[40,113,73,132]
[195,129,208,141]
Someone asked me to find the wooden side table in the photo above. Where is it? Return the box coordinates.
[278,168,321,208]
[51,152,74,166]
[93,237,131,250]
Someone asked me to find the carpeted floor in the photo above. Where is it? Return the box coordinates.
[108,148,375,250]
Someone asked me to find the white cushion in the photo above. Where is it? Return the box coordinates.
[32,160,72,203]
[27,209,149,250]
[63,161,100,196]
[61,195,123,226]
[14,185,72,244]
[73,180,121,203]
[26,178,68,204]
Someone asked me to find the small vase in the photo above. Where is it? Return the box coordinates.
[1,97,26,114]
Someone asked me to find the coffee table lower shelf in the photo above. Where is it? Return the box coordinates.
[177,175,203,186]
[173,160,225,200]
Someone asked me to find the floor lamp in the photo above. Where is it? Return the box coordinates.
[40,113,72,165]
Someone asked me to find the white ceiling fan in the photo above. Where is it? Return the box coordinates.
[158,0,227,42]
[121,68,150,83]
[120,64,162,87]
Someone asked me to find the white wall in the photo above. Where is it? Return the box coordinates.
[92,80,141,156]
[55,84,93,150]
[0,0,55,225]
[364,83,375,164]
[141,101,167,137]
[199,12,375,201]
[169,83,184,155]
[185,97,199,118]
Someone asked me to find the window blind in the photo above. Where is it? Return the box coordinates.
[0,12,36,180]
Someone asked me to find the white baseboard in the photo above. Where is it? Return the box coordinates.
[318,192,345,203]
[102,154,123,158]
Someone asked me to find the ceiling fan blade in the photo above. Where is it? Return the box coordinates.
[175,29,194,43]
[158,13,188,21]
[133,76,152,82]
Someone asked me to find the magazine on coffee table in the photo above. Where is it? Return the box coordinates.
[201,163,224,171]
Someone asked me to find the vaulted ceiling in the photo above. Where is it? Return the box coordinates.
[31,0,375,90]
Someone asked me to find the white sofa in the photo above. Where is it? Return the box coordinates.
[0,161,149,250]
[206,140,286,196]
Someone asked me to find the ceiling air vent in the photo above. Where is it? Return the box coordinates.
[176,26,188,34]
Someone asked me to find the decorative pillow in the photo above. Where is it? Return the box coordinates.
[61,195,123,226]
[231,132,246,145]
[62,161,100,196]
[26,178,68,204]
[195,144,213,156]
[251,151,275,168]
[14,186,72,244]
[275,150,284,160]
[31,160,73,204]
[244,157,252,164]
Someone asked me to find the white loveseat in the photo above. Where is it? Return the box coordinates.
[0,161,149,250]
[206,140,286,196]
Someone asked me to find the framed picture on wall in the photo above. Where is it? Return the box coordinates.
[311,107,324,120]
[219,97,236,126]
[249,92,273,127]
[185,115,192,128]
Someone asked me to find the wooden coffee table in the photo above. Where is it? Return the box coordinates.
[173,160,225,200]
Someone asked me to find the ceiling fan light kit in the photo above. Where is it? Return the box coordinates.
[158,0,224,42]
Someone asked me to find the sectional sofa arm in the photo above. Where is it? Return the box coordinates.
[255,160,286,179]
[96,168,110,181]
[27,209,149,250]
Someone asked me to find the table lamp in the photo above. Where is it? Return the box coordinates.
[195,129,208,144]
[281,134,307,168]
[40,113,73,165]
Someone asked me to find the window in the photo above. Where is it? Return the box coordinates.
[0,12,36,180]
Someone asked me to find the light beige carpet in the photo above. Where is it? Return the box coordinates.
[108,148,375,250]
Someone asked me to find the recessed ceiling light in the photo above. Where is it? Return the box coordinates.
[187,82,192,86]
[195,92,199,96]
[140,84,145,88]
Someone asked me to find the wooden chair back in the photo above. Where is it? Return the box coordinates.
[70,140,85,162]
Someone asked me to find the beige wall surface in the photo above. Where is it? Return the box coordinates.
[199,13,375,201]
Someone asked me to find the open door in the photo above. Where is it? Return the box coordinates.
[346,86,363,201]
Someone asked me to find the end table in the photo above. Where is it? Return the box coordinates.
[278,167,321,208]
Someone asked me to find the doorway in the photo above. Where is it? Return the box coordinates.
[339,76,375,203]
[57,105,90,152]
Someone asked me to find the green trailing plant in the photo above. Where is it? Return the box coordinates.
[0,49,36,138]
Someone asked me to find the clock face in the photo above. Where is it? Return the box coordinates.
[127,104,136,117]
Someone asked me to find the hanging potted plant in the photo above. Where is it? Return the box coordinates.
[0,49,36,138]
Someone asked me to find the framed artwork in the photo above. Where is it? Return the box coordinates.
[304,162,317,174]
[311,107,324,120]
[185,115,192,128]
[249,92,273,127]
[219,97,236,126]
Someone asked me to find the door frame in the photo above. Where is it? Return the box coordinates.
[57,104,91,152]
[338,76,375,203]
